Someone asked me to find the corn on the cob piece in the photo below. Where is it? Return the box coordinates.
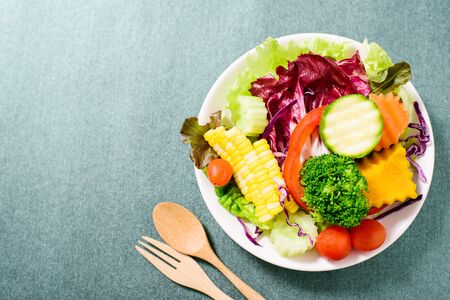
[205,126,297,222]
[253,139,299,214]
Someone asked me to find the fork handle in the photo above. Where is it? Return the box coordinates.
[199,283,233,300]
[206,253,265,300]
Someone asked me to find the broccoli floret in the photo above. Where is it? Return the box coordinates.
[300,154,369,228]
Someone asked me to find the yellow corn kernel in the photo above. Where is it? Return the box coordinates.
[253,139,270,149]
[259,214,273,222]
[283,198,299,214]
[270,208,284,216]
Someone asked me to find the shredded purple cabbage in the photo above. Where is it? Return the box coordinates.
[262,100,296,141]
[402,124,430,144]
[406,147,427,182]
[374,195,423,220]
[261,100,296,166]
[402,101,430,182]
[236,217,262,246]
[276,179,314,246]
[254,227,263,235]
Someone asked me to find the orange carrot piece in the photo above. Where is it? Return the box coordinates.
[369,93,409,151]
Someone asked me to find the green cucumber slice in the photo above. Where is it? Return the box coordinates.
[319,94,383,158]
[226,95,269,137]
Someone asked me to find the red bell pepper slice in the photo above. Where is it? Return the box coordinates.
[282,106,326,210]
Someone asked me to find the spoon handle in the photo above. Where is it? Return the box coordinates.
[207,253,265,300]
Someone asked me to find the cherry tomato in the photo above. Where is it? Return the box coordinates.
[350,219,386,251]
[368,205,387,215]
[315,226,352,260]
[207,159,233,187]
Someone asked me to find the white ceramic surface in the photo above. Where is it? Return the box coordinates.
[195,33,435,271]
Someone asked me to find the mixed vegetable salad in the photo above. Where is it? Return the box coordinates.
[180,37,430,260]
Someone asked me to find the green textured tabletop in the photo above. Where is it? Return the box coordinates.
[1,0,449,299]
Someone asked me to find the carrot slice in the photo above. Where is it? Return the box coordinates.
[369,93,409,151]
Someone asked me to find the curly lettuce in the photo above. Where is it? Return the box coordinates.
[215,180,272,229]
[305,38,355,60]
[362,39,394,82]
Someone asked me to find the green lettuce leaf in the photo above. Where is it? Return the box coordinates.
[215,180,272,229]
[246,37,292,79]
[370,62,411,94]
[305,38,355,60]
[285,40,309,62]
[362,39,394,82]
[180,112,221,169]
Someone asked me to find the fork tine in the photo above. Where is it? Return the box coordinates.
[135,245,175,276]
[137,240,178,268]
[136,244,233,300]
[141,236,184,261]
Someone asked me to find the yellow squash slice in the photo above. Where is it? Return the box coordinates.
[358,143,417,208]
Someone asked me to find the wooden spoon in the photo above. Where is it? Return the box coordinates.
[153,202,265,300]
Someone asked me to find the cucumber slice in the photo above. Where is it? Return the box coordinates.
[227,95,269,137]
[269,212,318,257]
[319,94,383,158]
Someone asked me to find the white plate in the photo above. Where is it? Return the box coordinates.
[195,33,435,271]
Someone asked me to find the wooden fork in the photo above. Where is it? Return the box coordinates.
[135,236,232,300]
